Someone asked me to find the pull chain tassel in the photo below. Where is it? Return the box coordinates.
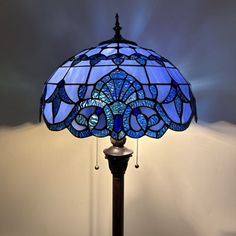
[135,139,139,168]
[95,137,99,170]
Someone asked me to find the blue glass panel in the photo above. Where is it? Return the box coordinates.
[111,70,126,79]
[45,85,57,99]
[114,79,124,98]
[122,86,135,101]
[137,114,147,130]
[79,107,95,118]
[175,96,182,116]
[137,90,145,99]
[95,60,115,66]
[86,48,101,57]
[127,129,144,138]
[64,67,90,84]
[95,113,106,129]
[135,48,151,57]
[114,115,123,132]
[162,102,180,123]
[165,87,177,102]
[143,85,152,98]
[84,85,94,99]
[48,67,69,83]
[78,85,87,99]
[130,99,155,109]
[150,120,164,131]
[179,85,190,100]
[119,81,130,100]
[121,60,140,65]
[75,61,90,66]
[126,93,137,104]
[44,102,53,124]
[164,61,174,68]
[146,67,171,84]
[150,85,157,99]
[101,48,117,56]
[148,115,159,126]
[120,66,149,83]
[131,115,141,131]
[103,105,113,130]
[182,103,192,123]
[119,48,135,56]
[157,85,171,102]
[54,102,74,123]
[91,129,110,137]
[72,120,86,131]
[146,60,162,66]
[156,104,171,125]
[88,66,116,84]
[64,85,79,102]
[140,107,156,117]
[167,68,187,84]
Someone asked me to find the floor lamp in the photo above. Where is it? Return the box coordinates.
[40,14,197,236]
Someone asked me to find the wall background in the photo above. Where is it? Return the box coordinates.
[0,0,236,236]
[0,123,236,236]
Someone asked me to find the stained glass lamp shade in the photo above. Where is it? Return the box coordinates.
[40,17,197,140]
[40,14,197,236]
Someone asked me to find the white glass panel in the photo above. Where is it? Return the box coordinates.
[163,102,180,123]
[119,48,135,56]
[157,85,171,102]
[65,85,79,102]
[135,48,151,57]
[54,101,74,123]
[167,68,187,83]
[121,60,139,65]
[107,43,118,47]
[146,67,171,83]
[45,84,57,99]
[86,48,101,57]
[118,43,129,47]
[179,85,190,100]
[101,48,117,56]
[76,61,90,66]
[95,60,115,66]
[62,61,73,67]
[182,103,192,123]
[88,66,116,84]
[44,103,53,124]
[119,66,148,83]
[48,67,69,83]
[64,67,90,83]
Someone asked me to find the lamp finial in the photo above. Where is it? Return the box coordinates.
[113,13,122,39]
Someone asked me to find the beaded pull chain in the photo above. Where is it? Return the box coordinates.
[135,139,140,168]
[95,137,99,170]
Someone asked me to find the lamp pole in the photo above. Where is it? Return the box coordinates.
[104,138,133,236]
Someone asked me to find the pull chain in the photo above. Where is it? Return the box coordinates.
[135,139,139,168]
[95,137,99,170]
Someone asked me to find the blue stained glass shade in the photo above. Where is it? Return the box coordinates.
[40,22,197,140]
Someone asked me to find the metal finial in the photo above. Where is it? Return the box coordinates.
[113,13,122,39]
